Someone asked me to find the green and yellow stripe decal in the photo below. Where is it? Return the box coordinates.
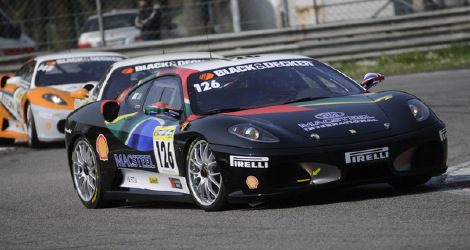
[104,112,138,125]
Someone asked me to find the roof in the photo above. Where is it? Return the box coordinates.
[33,51,127,63]
[108,52,223,70]
[181,54,311,71]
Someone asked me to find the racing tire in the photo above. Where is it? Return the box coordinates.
[186,138,227,211]
[0,138,15,145]
[388,175,432,188]
[72,137,123,208]
[26,105,41,148]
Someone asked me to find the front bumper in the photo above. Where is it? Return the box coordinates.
[31,104,71,142]
[211,123,448,204]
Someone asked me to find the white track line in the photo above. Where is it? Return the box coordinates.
[429,161,470,194]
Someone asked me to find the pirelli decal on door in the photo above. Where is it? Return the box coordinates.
[153,126,179,175]
[345,147,389,164]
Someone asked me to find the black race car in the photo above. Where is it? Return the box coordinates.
[65,54,447,211]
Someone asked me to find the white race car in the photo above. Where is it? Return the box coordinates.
[78,10,141,48]
[72,52,223,109]
[0,52,126,147]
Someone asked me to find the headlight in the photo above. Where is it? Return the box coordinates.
[42,94,67,105]
[408,99,430,122]
[228,124,279,143]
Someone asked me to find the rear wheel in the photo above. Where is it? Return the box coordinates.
[186,138,227,211]
[72,137,122,208]
[388,175,432,188]
[26,105,41,148]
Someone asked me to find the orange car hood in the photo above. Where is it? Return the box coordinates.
[24,86,76,109]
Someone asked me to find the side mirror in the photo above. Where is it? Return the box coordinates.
[144,102,181,119]
[101,100,121,123]
[4,76,29,89]
[0,74,13,88]
[82,81,98,91]
[70,88,89,99]
[361,73,384,90]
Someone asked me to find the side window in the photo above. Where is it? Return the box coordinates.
[92,66,113,97]
[127,81,152,111]
[16,61,36,84]
[142,76,182,111]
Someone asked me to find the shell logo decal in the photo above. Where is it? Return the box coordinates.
[246,176,259,189]
[96,134,109,161]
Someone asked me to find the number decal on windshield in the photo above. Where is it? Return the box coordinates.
[194,80,220,92]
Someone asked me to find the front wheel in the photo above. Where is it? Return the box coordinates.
[26,105,41,148]
[186,138,227,211]
[72,137,120,208]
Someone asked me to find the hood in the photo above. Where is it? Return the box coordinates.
[26,86,76,110]
[228,94,393,140]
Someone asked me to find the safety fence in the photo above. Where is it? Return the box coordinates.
[0,1,469,74]
[1,0,468,54]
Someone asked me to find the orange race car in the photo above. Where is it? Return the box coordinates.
[0,52,126,147]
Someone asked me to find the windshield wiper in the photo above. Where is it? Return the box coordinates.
[283,96,329,104]
[201,108,246,115]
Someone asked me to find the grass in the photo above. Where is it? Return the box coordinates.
[329,43,470,79]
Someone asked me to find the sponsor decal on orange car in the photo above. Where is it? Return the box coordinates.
[0,103,27,140]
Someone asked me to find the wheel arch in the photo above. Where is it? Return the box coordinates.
[22,99,30,124]
[66,133,86,187]
[180,133,206,177]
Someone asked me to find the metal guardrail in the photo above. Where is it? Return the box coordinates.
[1,6,469,74]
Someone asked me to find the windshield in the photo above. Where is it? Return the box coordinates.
[83,13,136,32]
[35,56,124,86]
[187,59,365,115]
[96,59,209,100]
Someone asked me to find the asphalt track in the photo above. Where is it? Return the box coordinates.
[1,69,469,249]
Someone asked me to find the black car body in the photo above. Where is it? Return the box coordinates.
[65,54,447,211]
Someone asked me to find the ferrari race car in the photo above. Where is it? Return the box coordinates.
[65,54,448,211]
[71,52,223,109]
[0,52,125,147]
